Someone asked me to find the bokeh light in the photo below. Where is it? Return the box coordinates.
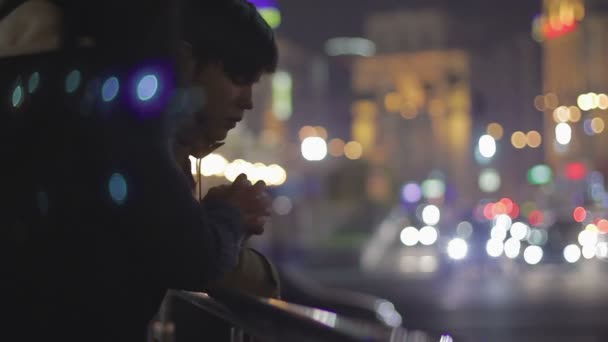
[591,117,605,134]
[511,131,527,149]
[568,106,582,122]
[400,226,419,247]
[328,138,345,157]
[456,221,474,239]
[272,196,293,215]
[486,239,504,257]
[487,123,504,140]
[523,245,543,265]
[478,134,497,158]
[28,72,40,94]
[573,207,587,223]
[344,141,363,160]
[65,70,81,93]
[510,222,529,241]
[479,168,501,193]
[11,83,24,108]
[108,173,128,205]
[301,137,327,161]
[421,205,441,225]
[136,74,159,101]
[447,238,468,260]
[504,238,521,259]
[555,122,572,145]
[402,183,422,203]
[563,244,581,263]
[419,226,438,246]
[102,76,120,102]
[527,164,552,185]
[526,130,542,148]
[421,179,446,199]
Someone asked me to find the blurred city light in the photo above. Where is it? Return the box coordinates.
[344,141,363,160]
[553,106,569,123]
[101,76,120,102]
[544,93,559,109]
[523,245,543,265]
[325,37,376,57]
[527,164,553,185]
[272,71,293,120]
[563,244,581,263]
[447,238,468,260]
[299,126,316,141]
[491,226,508,241]
[584,119,594,136]
[526,130,542,148]
[250,0,281,29]
[136,74,158,101]
[28,72,39,94]
[511,131,527,149]
[419,226,439,246]
[301,137,328,161]
[456,221,474,239]
[573,207,587,223]
[582,245,596,259]
[578,229,598,247]
[479,168,501,193]
[328,138,346,157]
[510,222,529,241]
[568,106,582,122]
[272,196,293,215]
[478,134,497,158]
[494,214,512,231]
[198,153,229,176]
[591,117,605,134]
[565,162,587,181]
[486,239,504,257]
[555,122,572,145]
[596,242,608,260]
[527,229,548,246]
[421,205,441,225]
[400,226,419,247]
[487,122,504,140]
[401,182,422,203]
[65,70,81,93]
[504,238,521,259]
[421,179,446,199]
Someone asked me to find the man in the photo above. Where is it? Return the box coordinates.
[1,1,275,341]
[163,1,281,339]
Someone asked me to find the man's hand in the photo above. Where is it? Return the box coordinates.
[204,174,271,236]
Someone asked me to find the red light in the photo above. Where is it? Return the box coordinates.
[509,203,520,219]
[529,210,544,227]
[573,207,587,223]
[543,21,577,39]
[499,198,514,214]
[598,219,608,233]
[492,202,507,217]
[565,162,587,181]
[483,203,494,220]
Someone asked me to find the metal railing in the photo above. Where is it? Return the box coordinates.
[155,289,448,342]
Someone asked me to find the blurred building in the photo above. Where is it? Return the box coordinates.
[357,6,543,208]
[539,0,608,179]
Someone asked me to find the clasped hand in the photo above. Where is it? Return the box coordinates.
[204,173,271,236]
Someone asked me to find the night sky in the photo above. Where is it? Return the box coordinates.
[276,0,541,53]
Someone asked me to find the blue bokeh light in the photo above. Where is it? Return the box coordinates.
[12,84,24,108]
[28,72,40,94]
[102,76,120,102]
[137,74,159,101]
[65,70,82,93]
[108,173,128,205]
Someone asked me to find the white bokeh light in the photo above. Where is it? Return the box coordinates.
[301,137,328,161]
[478,134,497,158]
[421,205,441,225]
[510,222,529,241]
[578,230,598,247]
[419,226,438,246]
[563,244,581,263]
[494,214,512,231]
[491,226,508,241]
[523,245,543,265]
[486,239,504,257]
[447,238,468,260]
[555,122,572,145]
[400,227,419,247]
[582,244,596,259]
[504,238,521,259]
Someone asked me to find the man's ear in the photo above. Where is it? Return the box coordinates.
[176,41,196,85]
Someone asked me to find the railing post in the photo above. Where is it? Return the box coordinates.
[229,327,246,342]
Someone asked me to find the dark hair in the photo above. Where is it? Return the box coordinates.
[182,0,278,84]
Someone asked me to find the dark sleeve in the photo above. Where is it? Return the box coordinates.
[113,136,246,291]
[207,247,281,298]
